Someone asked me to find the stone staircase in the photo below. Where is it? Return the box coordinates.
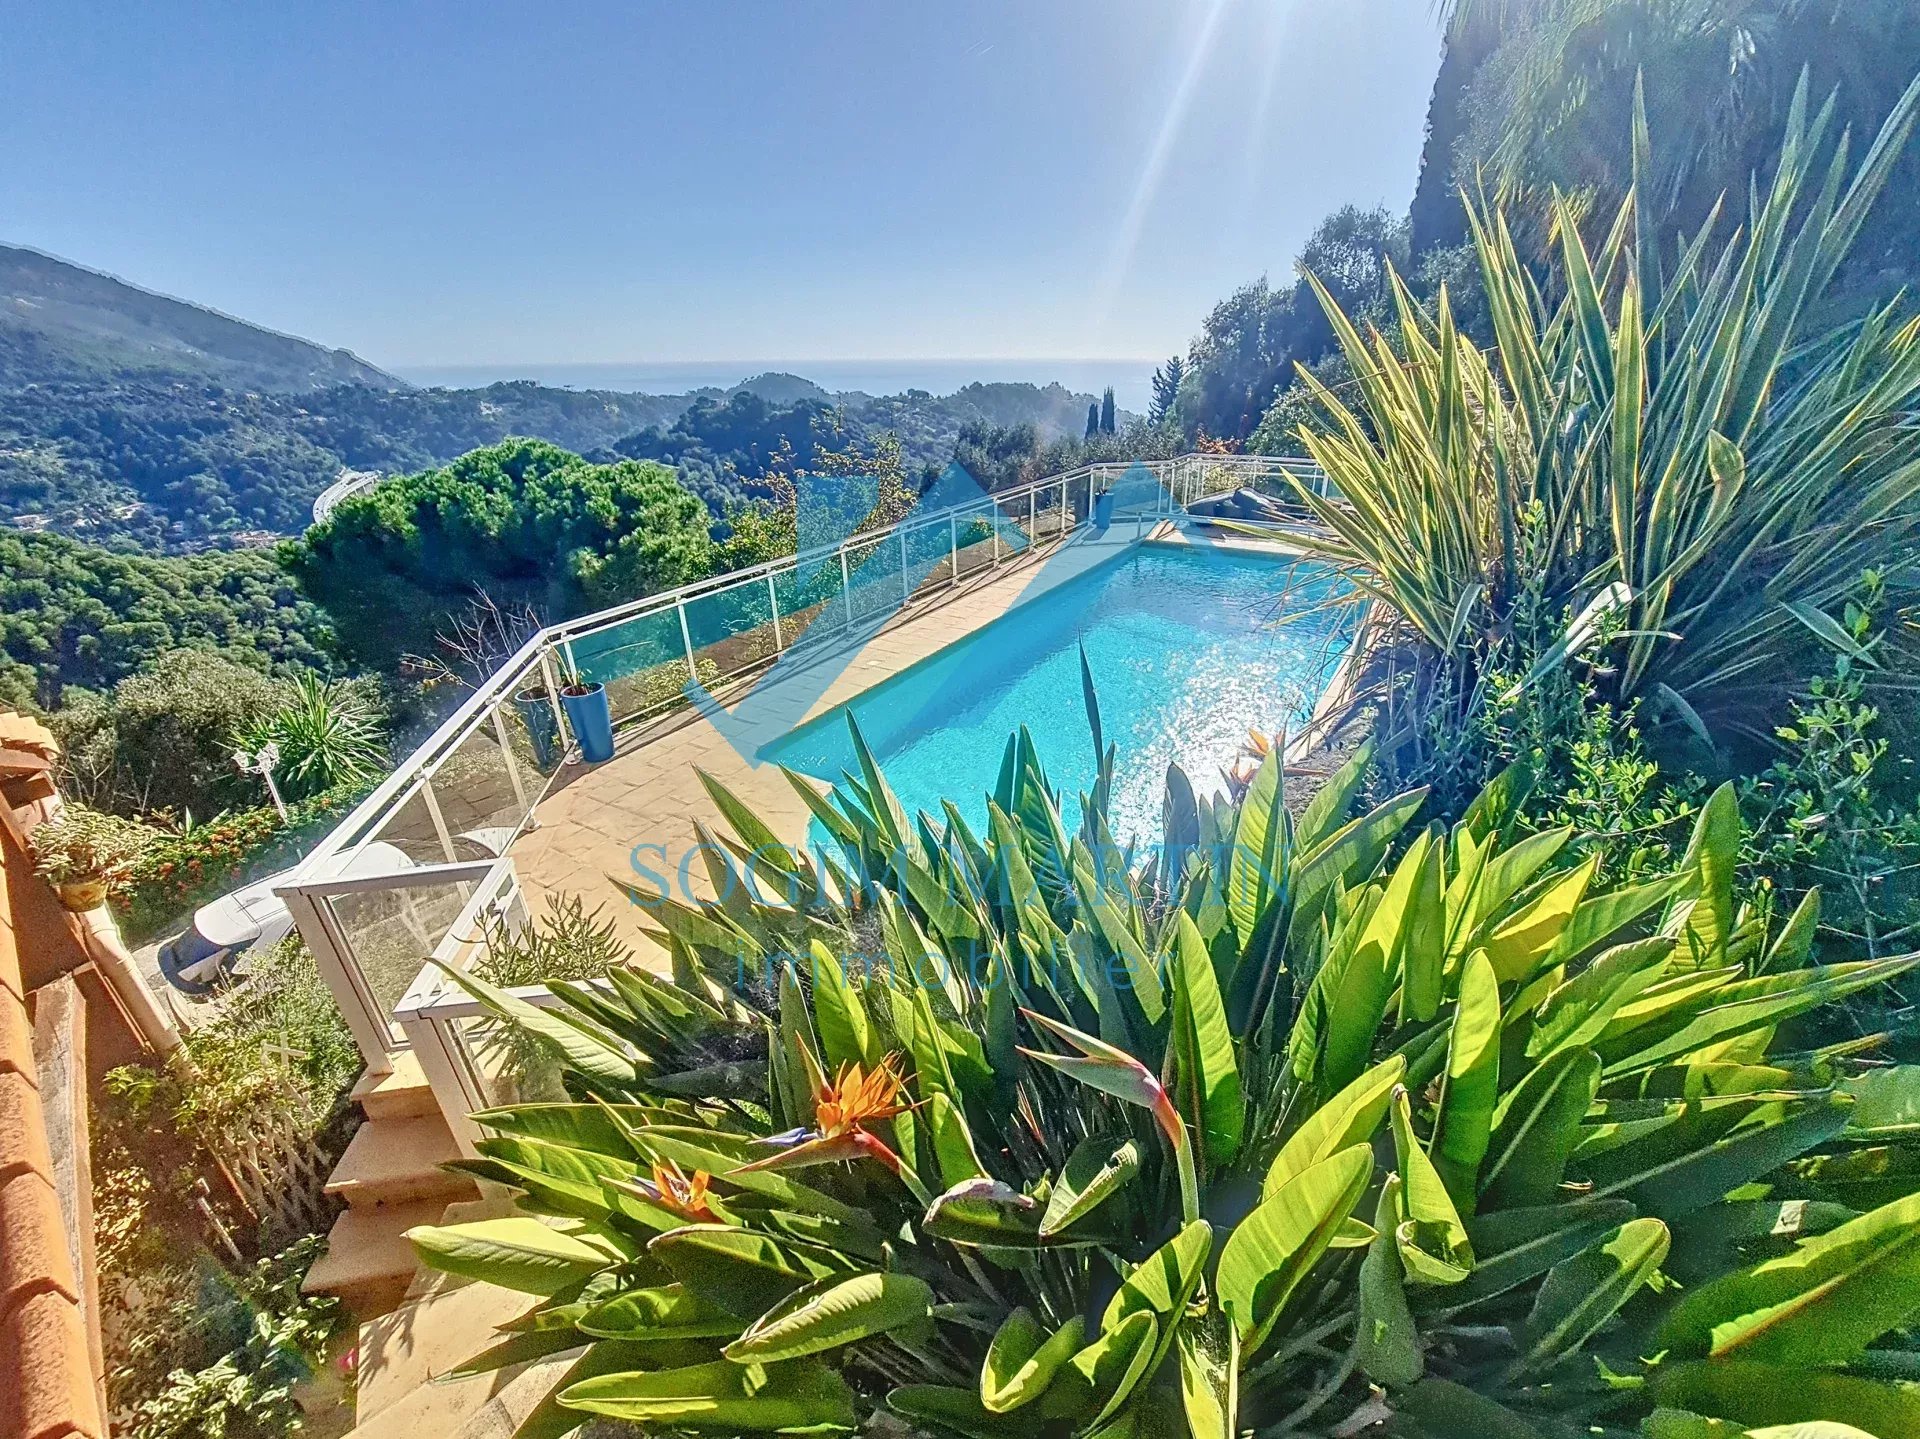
[302,1053,479,1319]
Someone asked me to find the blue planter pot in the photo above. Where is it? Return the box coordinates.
[515,688,561,770]
[560,683,615,764]
[1093,491,1115,528]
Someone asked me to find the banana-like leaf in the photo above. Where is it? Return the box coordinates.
[981,1310,1084,1413]
[1039,1135,1140,1239]
[1391,1087,1473,1284]
[1294,738,1372,853]
[1438,1199,1640,1310]
[560,1358,856,1430]
[807,941,874,1069]
[408,1218,618,1296]
[1064,1308,1158,1431]
[648,1223,841,1320]
[1262,1055,1406,1201]
[724,1271,933,1362]
[1480,1047,1600,1209]
[1399,830,1447,1024]
[1103,1219,1212,1376]
[1392,1377,1546,1438]
[1434,952,1502,1210]
[1227,747,1288,947]
[1649,1360,1920,1437]
[1481,854,1598,983]
[578,1283,742,1341]
[1176,1323,1237,1439]
[1658,1190,1920,1366]
[1843,1066,1920,1139]
[1169,911,1243,1170]
[892,1384,1038,1437]
[1676,784,1740,967]
[1509,1216,1669,1379]
[1218,1143,1373,1349]
[1355,1175,1423,1386]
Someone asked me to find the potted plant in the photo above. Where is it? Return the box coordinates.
[31,805,153,912]
[555,654,615,764]
[512,680,562,770]
[1092,484,1115,528]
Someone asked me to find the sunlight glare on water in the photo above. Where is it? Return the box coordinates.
[762,545,1352,847]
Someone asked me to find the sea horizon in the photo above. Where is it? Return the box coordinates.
[395,357,1161,414]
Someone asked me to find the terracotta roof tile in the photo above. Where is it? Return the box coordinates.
[0,1071,55,1183]
[0,1169,79,1309]
[0,710,59,767]
[0,1288,103,1439]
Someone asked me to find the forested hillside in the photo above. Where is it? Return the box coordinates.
[0,529,334,709]
[0,243,396,391]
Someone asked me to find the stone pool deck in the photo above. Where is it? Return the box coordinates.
[508,521,1307,964]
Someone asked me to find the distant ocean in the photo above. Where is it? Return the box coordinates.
[396,358,1159,415]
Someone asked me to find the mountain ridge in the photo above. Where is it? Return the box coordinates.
[0,242,401,392]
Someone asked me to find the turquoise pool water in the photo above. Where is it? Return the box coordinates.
[762,543,1352,846]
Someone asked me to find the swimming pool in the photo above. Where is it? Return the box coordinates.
[762,542,1352,845]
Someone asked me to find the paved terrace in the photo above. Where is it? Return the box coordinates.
[509,522,1224,963]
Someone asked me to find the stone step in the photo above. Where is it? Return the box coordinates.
[350,1053,440,1122]
[325,1116,476,1208]
[355,1275,547,1427]
[302,1198,451,1320]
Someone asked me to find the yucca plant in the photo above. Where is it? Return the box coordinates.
[1284,72,1920,744]
[413,701,1920,1439]
[233,673,386,803]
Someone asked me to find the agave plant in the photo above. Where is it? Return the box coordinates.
[234,673,386,802]
[415,707,1920,1439]
[1285,71,1920,743]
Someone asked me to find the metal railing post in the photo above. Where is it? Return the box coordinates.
[421,777,459,864]
[949,513,958,585]
[489,704,530,815]
[899,528,911,605]
[840,546,854,625]
[767,572,784,651]
[991,505,1000,565]
[1027,488,1036,547]
[538,646,566,737]
[676,598,698,682]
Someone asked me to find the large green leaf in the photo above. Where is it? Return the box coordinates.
[1481,854,1597,983]
[1434,951,1502,1210]
[1218,1143,1373,1349]
[725,1271,933,1362]
[1439,1200,1640,1309]
[1658,1190,1920,1366]
[1355,1175,1423,1386]
[1649,1361,1920,1437]
[1391,1087,1473,1285]
[1061,1308,1158,1430]
[408,1218,618,1296]
[1392,1378,1546,1438]
[1583,1094,1853,1219]
[649,1224,841,1320]
[1294,738,1372,853]
[1262,1055,1406,1201]
[1509,1216,1669,1378]
[578,1283,741,1340]
[561,1358,855,1430]
[1040,1136,1141,1239]
[1480,1047,1600,1209]
[893,1385,1038,1438]
[1176,1323,1236,1439]
[1676,783,1740,966]
[1169,911,1243,1170]
[981,1310,1085,1413]
[1227,747,1288,946]
[1103,1219,1212,1377]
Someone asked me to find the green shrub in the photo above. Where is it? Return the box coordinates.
[417,717,1920,1439]
[111,779,370,943]
[122,1236,345,1439]
[233,672,387,803]
[1289,79,1920,742]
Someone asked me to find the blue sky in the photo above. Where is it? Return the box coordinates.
[0,2,1442,369]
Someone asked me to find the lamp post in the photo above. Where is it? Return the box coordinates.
[235,740,288,821]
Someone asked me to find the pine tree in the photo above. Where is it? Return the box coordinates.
[1086,402,1100,439]
[1099,387,1116,434]
[1149,354,1185,425]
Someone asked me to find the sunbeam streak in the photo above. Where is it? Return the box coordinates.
[1090,0,1233,340]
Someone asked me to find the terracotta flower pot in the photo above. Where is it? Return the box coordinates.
[52,877,108,913]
